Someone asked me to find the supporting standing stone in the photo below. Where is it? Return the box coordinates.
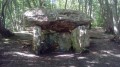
[71,26,89,52]
[33,26,42,54]
[57,33,71,51]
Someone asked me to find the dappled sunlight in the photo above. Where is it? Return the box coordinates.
[1,29,120,67]
[2,51,39,58]
[69,65,76,67]
[86,60,99,64]
[105,62,110,65]
[107,52,120,58]
[14,31,32,35]
[112,54,120,57]
[2,38,11,44]
[100,54,109,57]
[91,51,99,55]
[85,60,100,67]
[113,17,119,34]
[101,50,113,54]
[3,41,10,44]
[60,65,76,67]
[100,50,120,58]
[0,0,119,66]
[1,38,21,45]
[77,57,87,60]
[13,52,39,58]
[54,54,74,58]
[87,65,92,67]
[3,38,10,41]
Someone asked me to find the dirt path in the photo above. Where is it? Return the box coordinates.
[0,33,120,67]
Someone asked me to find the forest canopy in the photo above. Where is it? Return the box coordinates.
[0,0,120,35]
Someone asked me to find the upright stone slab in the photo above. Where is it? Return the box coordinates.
[33,26,42,54]
[57,33,71,51]
[71,26,89,52]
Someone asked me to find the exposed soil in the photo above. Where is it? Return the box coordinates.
[0,29,120,67]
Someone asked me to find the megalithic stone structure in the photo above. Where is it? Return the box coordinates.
[23,8,92,54]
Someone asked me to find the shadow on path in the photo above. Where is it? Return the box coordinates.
[0,34,120,67]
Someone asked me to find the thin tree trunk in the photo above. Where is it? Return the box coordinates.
[0,0,14,37]
[0,0,8,28]
[65,0,68,9]
[78,0,81,10]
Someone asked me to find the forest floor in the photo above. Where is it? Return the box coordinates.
[0,28,120,67]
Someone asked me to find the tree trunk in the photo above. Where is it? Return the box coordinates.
[0,18,14,37]
[0,0,14,37]
[98,0,114,34]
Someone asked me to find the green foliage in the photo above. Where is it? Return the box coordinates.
[0,0,119,31]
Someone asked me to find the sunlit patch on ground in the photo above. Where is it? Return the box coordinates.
[54,54,74,58]
[14,31,32,34]
[86,60,99,64]
[2,51,38,58]
[69,65,76,67]
[100,50,120,58]
[77,57,87,60]
[13,52,39,58]
[1,38,11,44]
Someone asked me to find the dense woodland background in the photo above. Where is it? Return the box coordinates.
[0,0,120,36]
